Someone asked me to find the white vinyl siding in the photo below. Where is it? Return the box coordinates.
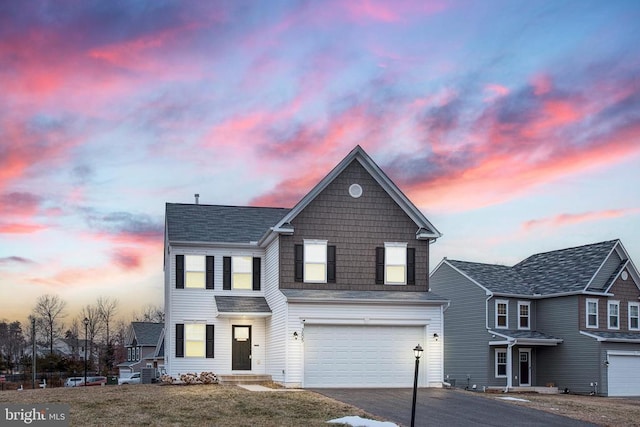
[586,299,598,328]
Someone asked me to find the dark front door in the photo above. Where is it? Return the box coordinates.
[232,325,251,370]
[519,349,530,386]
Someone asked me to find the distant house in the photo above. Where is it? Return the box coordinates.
[51,338,90,360]
[117,322,164,376]
[164,145,447,388]
[430,239,640,396]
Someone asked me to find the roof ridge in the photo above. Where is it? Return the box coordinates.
[166,202,289,210]
[515,239,619,266]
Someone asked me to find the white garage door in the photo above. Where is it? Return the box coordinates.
[608,354,640,396]
[304,325,425,388]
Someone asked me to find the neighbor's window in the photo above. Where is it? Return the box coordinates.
[232,256,252,289]
[608,301,620,329]
[495,349,507,378]
[586,299,598,328]
[185,324,206,357]
[518,301,530,330]
[185,255,206,288]
[496,300,508,329]
[629,303,640,330]
[385,243,407,285]
[304,240,327,283]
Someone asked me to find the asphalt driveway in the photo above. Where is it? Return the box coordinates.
[313,388,600,427]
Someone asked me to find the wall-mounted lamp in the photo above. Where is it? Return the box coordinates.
[293,331,299,340]
[604,359,609,367]
[433,333,439,341]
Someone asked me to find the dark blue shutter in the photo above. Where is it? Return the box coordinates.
[327,245,336,283]
[206,256,214,289]
[252,257,261,290]
[294,244,303,282]
[176,255,184,289]
[175,324,184,358]
[375,247,385,284]
[206,325,214,358]
[223,257,231,290]
[407,248,416,285]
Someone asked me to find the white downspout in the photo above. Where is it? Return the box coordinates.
[506,340,515,391]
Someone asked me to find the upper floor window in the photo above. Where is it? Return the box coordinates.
[586,299,598,328]
[495,349,507,378]
[608,301,620,330]
[496,300,508,329]
[294,242,336,284]
[175,255,214,289]
[375,243,415,285]
[629,302,640,331]
[518,301,530,330]
[223,256,261,290]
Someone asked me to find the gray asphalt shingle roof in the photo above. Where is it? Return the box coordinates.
[280,289,448,303]
[448,240,620,296]
[131,322,164,346]
[166,203,290,243]
[490,330,562,341]
[215,296,272,313]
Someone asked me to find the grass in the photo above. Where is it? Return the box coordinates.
[0,384,374,426]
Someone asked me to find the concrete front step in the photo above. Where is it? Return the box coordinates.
[218,374,272,385]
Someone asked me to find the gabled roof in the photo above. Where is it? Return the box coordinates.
[165,204,290,244]
[441,239,636,297]
[269,145,441,241]
[128,322,164,347]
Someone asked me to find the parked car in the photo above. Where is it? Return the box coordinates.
[80,376,107,386]
[64,377,83,387]
[118,372,141,385]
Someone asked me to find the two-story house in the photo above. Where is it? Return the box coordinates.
[117,322,164,377]
[430,239,640,396]
[164,145,447,388]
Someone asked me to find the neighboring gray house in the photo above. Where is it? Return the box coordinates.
[164,145,448,388]
[430,239,640,396]
[117,322,164,376]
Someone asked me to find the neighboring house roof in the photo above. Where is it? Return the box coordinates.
[580,330,640,343]
[489,329,563,346]
[165,204,290,244]
[215,296,272,316]
[280,289,448,304]
[268,145,442,243]
[128,322,164,347]
[442,240,635,297]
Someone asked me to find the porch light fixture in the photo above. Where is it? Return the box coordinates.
[293,331,299,340]
[433,333,439,341]
[411,344,423,427]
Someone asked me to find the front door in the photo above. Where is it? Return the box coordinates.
[232,325,251,371]
[519,349,531,386]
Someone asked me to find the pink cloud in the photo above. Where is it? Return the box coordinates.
[0,222,47,234]
[522,208,640,231]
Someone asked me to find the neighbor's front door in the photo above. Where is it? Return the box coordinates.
[232,325,252,370]
[519,349,531,386]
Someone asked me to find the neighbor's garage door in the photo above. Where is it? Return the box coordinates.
[304,325,424,388]
[608,354,640,396]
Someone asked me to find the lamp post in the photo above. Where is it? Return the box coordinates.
[83,317,89,386]
[411,344,423,427]
[29,316,36,389]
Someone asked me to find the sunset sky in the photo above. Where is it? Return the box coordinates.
[1,0,639,325]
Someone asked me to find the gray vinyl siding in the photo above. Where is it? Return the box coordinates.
[280,160,430,291]
[536,296,600,394]
[430,263,490,387]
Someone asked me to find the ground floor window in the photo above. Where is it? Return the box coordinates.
[495,349,507,377]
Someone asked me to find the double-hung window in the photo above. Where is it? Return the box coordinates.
[629,302,640,330]
[375,243,415,285]
[294,241,336,284]
[222,256,261,290]
[586,299,598,328]
[518,301,530,330]
[608,300,620,329]
[175,255,214,289]
[496,300,508,329]
[495,349,507,377]
[175,323,214,358]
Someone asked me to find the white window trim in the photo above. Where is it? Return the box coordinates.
[384,242,407,285]
[304,240,327,283]
[629,302,640,331]
[586,298,598,329]
[184,323,206,358]
[184,255,206,289]
[517,301,530,330]
[495,299,508,329]
[231,256,253,290]
[608,300,620,330]
[495,348,507,378]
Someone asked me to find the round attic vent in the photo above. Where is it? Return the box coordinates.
[621,271,629,280]
[349,183,363,198]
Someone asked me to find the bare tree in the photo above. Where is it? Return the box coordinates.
[0,320,26,373]
[133,304,165,323]
[32,294,67,355]
[97,296,118,345]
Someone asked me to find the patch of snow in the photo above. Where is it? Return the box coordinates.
[498,397,530,402]
[327,416,398,427]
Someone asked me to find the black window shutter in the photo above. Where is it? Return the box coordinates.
[375,247,385,284]
[327,245,336,283]
[206,256,214,289]
[407,248,416,285]
[175,324,184,358]
[252,257,261,290]
[176,255,184,289]
[206,325,214,358]
[294,244,304,282]
[223,256,231,290]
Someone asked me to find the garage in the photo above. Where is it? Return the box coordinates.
[303,324,425,388]
[608,353,640,396]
